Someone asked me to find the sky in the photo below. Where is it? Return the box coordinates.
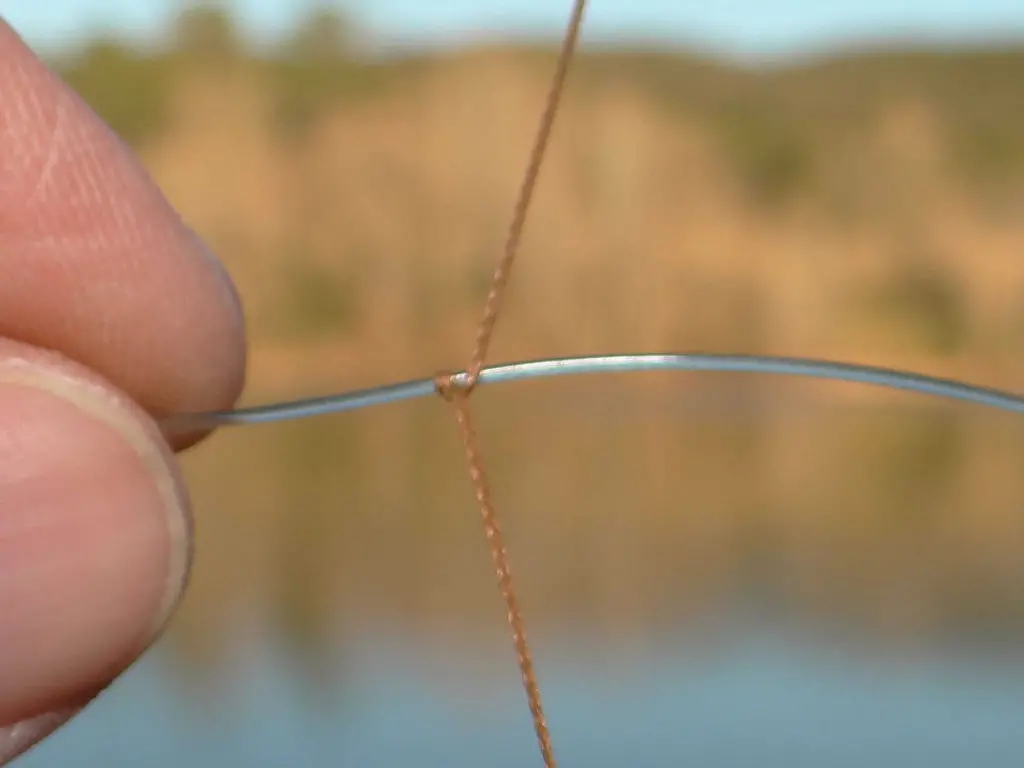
[6,0,1024,62]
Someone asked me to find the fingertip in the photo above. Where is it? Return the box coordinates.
[0,19,248,421]
[0,342,191,727]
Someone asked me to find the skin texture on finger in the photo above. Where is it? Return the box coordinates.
[0,340,191,762]
[0,19,246,439]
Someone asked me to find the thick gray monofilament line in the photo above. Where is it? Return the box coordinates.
[160,353,1024,439]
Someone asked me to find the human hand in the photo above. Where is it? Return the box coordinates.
[0,19,246,763]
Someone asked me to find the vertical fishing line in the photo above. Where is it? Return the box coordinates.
[434,1,587,766]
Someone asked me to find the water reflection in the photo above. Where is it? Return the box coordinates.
[20,374,1024,765]
[178,373,1024,655]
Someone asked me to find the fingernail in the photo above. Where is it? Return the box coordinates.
[0,356,191,723]
[0,707,79,765]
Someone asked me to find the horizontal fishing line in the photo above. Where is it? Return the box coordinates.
[160,353,1024,440]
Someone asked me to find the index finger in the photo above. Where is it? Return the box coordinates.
[0,20,246,439]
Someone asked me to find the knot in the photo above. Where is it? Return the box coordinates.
[434,369,475,402]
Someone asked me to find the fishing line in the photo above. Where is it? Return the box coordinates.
[159,352,1024,440]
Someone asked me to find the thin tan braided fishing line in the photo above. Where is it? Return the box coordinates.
[434,1,587,766]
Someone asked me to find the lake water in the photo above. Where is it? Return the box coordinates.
[18,625,1024,766]
[15,375,1024,766]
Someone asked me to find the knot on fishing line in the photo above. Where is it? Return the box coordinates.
[434,369,477,401]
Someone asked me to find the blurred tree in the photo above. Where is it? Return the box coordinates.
[859,261,968,356]
[59,37,171,147]
[172,1,241,60]
[717,103,813,207]
[270,6,362,140]
[283,4,354,62]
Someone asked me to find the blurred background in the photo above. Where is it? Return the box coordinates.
[8,0,1024,764]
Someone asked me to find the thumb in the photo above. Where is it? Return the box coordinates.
[0,340,191,764]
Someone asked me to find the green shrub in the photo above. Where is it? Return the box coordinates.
[271,247,360,339]
[860,264,968,355]
[716,105,813,206]
[57,39,172,147]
